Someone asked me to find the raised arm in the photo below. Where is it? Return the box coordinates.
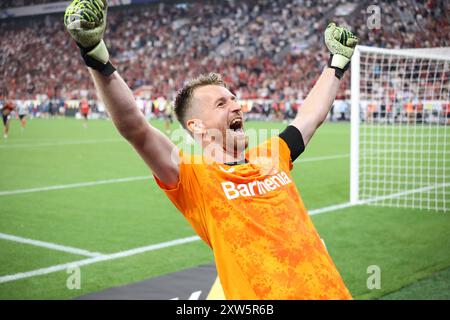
[65,0,179,187]
[291,68,340,146]
[89,70,180,186]
[291,23,358,146]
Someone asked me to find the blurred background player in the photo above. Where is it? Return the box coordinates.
[79,98,90,128]
[2,100,15,139]
[163,99,174,133]
[16,99,27,130]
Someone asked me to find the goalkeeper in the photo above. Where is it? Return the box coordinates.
[65,0,358,299]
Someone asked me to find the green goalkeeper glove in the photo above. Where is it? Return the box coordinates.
[324,22,358,79]
[64,0,115,76]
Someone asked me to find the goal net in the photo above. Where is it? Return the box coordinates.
[350,46,450,212]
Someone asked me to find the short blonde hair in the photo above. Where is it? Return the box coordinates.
[174,73,227,129]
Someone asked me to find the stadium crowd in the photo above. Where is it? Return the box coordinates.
[0,0,449,120]
[0,0,58,10]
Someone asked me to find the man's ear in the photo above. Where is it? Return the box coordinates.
[186,119,205,135]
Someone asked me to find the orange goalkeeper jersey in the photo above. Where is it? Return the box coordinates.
[155,136,352,300]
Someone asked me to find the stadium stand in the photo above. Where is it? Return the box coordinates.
[0,0,58,10]
[0,0,449,118]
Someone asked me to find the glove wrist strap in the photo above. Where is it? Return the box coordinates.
[77,40,116,77]
[328,54,350,80]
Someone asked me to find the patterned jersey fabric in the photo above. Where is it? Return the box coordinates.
[155,136,352,299]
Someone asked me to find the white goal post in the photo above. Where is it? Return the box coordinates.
[350,45,450,212]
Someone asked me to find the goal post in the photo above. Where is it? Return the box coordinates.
[350,45,450,212]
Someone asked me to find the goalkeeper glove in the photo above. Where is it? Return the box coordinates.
[64,0,115,76]
[324,22,358,79]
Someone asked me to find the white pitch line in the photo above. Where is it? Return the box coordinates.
[309,182,450,215]
[0,236,201,284]
[1,182,447,284]
[0,139,123,149]
[296,153,349,163]
[0,233,103,258]
[357,182,450,205]
[0,153,349,197]
[309,202,354,215]
[0,176,152,196]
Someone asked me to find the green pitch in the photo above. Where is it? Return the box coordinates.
[0,118,449,299]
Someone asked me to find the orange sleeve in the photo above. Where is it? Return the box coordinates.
[153,153,211,246]
[277,136,294,171]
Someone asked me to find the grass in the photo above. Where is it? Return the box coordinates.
[380,267,450,300]
[0,118,449,299]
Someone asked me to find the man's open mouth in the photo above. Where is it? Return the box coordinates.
[229,118,244,132]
